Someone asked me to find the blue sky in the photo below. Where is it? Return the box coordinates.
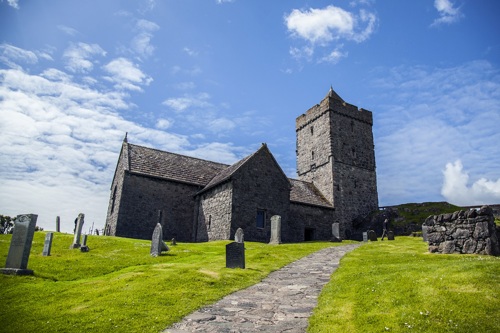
[1,0,499,233]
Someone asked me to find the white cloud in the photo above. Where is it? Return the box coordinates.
[4,0,19,9]
[431,0,463,27]
[208,117,236,133]
[131,19,159,59]
[162,92,212,112]
[57,25,79,36]
[103,57,153,91]
[372,60,500,206]
[319,45,348,64]
[284,5,376,64]
[156,118,173,129]
[0,43,38,69]
[63,42,106,73]
[216,0,234,4]
[441,160,500,205]
[183,47,199,57]
[285,5,376,45]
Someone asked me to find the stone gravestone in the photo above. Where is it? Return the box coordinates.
[2,214,38,275]
[170,238,176,246]
[368,230,377,241]
[269,215,282,245]
[70,213,84,249]
[226,242,245,269]
[387,231,395,241]
[80,234,89,252]
[331,223,341,242]
[42,232,54,256]
[234,228,244,243]
[56,216,60,232]
[363,232,368,242]
[421,225,428,242]
[150,223,169,257]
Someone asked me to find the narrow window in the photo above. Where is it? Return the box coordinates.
[256,210,265,229]
[110,185,117,214]
[207,215,212,230]
[310,126,314,135]
[352,148,356,158]
[311,151,315,160]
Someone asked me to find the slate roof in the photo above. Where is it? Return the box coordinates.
[289,179,333,208]
[125,142,332,208]
[127,143,229,186]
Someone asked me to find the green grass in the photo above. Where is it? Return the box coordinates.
[0,232,344,333]
[308,237,500,333]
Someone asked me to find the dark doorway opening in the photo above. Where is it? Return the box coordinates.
[304,228,315,241]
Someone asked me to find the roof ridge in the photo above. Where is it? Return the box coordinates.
[127,142,230,167]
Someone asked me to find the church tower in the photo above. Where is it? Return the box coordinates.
[296,87,378,237]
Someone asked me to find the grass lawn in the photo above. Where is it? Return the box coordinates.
[308,237,500,333]
[0,232,343,333]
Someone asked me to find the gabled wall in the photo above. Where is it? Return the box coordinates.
[114,173,200,241]
[230,147,291,242]
[195,182,233,241]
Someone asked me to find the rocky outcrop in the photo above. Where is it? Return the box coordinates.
[424,206,499,256]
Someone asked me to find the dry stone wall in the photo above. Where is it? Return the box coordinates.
[424,206,499,256]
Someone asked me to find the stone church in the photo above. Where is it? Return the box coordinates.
[104,87,378,242]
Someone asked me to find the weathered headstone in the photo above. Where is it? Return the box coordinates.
[80,234,89,252]
[56,216,60,232]
[269,215,282,244]
[42,232,54,256]
[234,228,244,243]
[363,232,368,242]
[331,223,342,242]
[151,223,169,257]
[70,213,84,249]
[368,230,377,241]
[2,214,37,275]
[170,238,177,246]
[422,225,428,242]
[387,231,395,241]
[226,242,245,269]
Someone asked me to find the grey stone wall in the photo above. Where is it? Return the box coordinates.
[230,147,291,242]
[288,203,336,241]
[295,93,378,238]
[196,182,233,241]
[114,173,200,242]
[105,142,128,236]
[425,206,500,255]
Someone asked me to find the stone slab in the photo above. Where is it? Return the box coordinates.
[226,242,245,269]
[5,214,37,271]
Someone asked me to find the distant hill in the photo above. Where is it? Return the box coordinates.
[351,202,500,239]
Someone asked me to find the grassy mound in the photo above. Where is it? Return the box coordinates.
[0,232,343,333]
[308,237,500,333]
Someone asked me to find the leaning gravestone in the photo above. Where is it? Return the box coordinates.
[226,242,245,269]
[269,215,282,244]
[42,232,54,256]
[331,223,342,242]
[363,232,368,242]
[70,213,84,249]
[80,234,89,252]
[368,230,378,241]
[56,216,60,232]
[234,228,244,243]
[2,214,38,275]
[150,223,169,257]
[387,231,395,241]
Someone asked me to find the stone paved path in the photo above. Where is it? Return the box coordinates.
[163,243,361,333]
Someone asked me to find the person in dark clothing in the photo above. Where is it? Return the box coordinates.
[381,218,388,240]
